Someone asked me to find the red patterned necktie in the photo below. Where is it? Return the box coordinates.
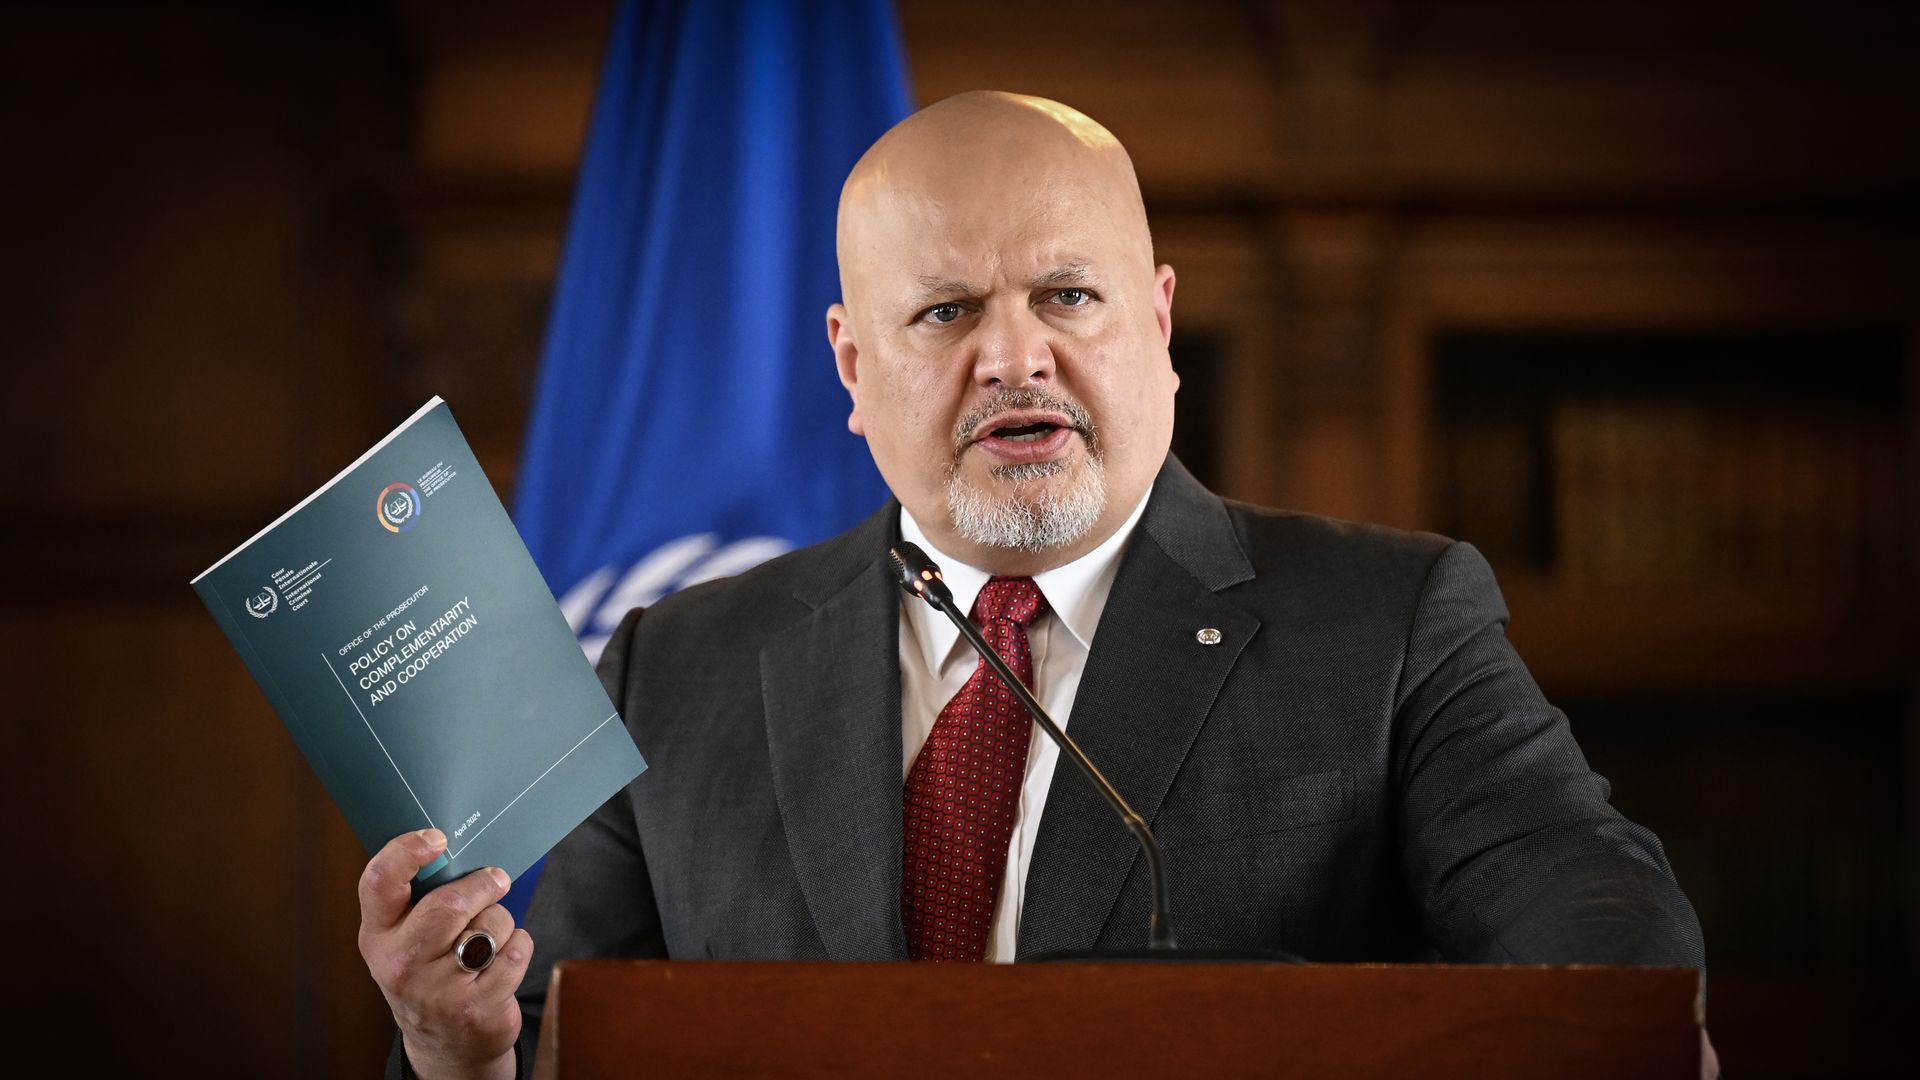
[902,576,1049,962]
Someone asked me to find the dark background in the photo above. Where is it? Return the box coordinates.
[3,2,1914,1075]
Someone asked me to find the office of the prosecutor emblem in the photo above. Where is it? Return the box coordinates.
[244,585,279,619]
[377,482,422,533]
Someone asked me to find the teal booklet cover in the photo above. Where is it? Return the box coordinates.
[193,397,645,893]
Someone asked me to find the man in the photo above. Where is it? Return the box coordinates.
[359,92,1704,1079]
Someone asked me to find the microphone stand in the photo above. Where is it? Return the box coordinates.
[889,542,1177,952]
[890,542,1305,963]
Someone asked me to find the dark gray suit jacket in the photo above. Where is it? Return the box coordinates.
[395,457,1703,1075]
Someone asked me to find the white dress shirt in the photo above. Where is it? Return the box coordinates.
[897,491,1151,962]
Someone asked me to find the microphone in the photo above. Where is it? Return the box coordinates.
[888,541,1178,952]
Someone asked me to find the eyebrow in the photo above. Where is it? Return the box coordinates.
[909,276,981,307]
[906,262,1097,308]
[1031,262,1094,288]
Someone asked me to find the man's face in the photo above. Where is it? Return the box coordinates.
[830,158,1177,573]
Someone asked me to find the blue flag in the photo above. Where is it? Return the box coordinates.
[504,0,912,918]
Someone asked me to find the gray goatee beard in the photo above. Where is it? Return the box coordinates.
[945,390,1107,553]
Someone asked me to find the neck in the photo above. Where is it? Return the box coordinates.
[903,483,1155,579]
[933,529,1110,578]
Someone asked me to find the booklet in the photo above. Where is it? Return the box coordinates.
[193,397,645,894]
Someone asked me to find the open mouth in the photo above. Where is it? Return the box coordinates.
[968,408,1077,444]
[953,389,1097,471]
[969,411,1078,463]
[990,421,1062,443]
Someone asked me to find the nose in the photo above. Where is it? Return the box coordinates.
[970,304,1056,388]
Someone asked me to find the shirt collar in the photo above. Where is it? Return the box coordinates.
[898,488,1152,678]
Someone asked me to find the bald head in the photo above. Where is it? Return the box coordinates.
[825,91,1178,576]
[836,92,1153,304]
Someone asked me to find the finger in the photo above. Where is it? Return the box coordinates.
[449,903,517,976]
[473,927,534,1005]
[466,903,516,952]
[397,866,512,958]
[358,829,447,934]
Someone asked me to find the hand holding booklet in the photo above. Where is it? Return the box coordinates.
[193,397,645,893]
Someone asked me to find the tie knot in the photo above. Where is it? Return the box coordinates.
[973,576,1047,628]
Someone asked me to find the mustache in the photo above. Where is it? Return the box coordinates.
[950,387,1097,456]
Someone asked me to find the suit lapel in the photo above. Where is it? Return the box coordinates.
[760,506,909,960]
[1018,459,1260,956]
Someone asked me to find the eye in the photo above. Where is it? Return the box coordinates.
[1050,288,1094,308]
[916,302,965,325]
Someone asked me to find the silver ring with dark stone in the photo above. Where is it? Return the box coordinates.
[453,928,497,974]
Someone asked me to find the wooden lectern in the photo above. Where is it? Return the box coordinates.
[531,961,1703,1078]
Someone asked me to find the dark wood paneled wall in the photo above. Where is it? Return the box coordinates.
[4,2,1913,1075]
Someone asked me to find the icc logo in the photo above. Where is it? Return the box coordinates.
[377,482,422,533]
[244,586,279,619]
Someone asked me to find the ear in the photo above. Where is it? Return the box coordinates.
[826,302,865,436]
[1152,264,1176,347]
